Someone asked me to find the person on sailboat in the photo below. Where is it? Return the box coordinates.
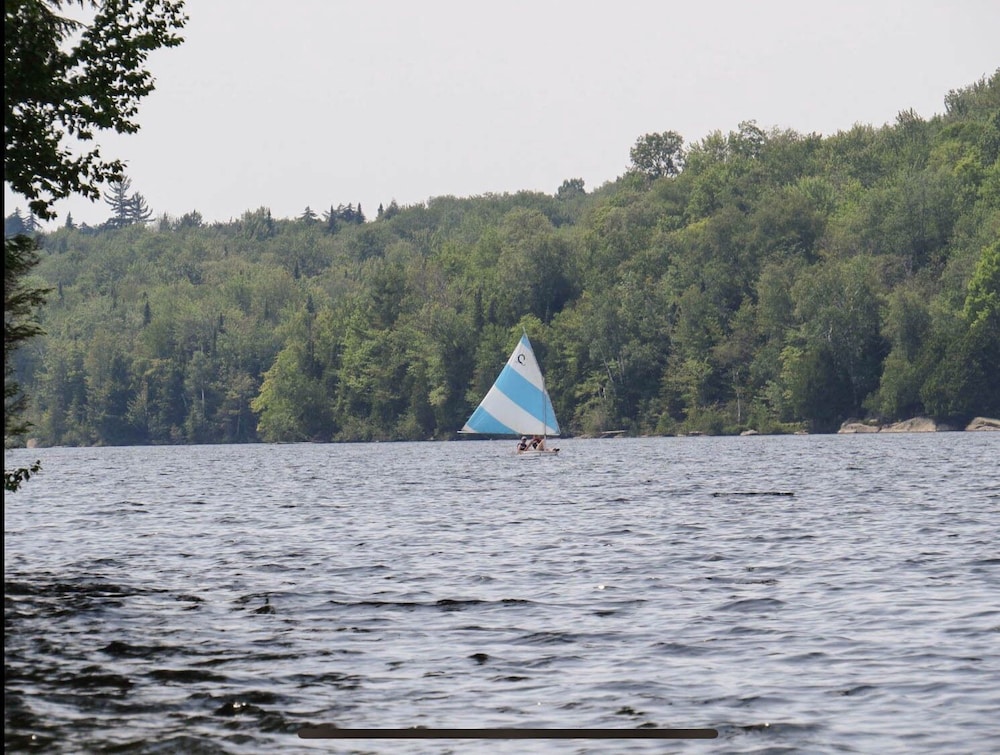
[530,435,546,451]
[517,436,529,452]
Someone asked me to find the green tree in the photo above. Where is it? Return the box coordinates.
[333,319,409,439]
[87,346,135,444]
[790,257,887,418]
[4,236,48,489]
[5,208,30,236]
[252,311,331,442]
[780,342,854,431]
[491,208,575,324]
[629,131,686,180]
[5,0,187,219]
[104,177,134,227]
[252,347,313,442]
[963,240,1000,326]
[922,240,1000,422]
[4,0,185,486]
[102,176,153,227]
[33,341,89,445]
[129,191,154,225]
[866,284,933,419]
[556,178,586,200]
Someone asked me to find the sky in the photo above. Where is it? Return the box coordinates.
[6,0,999,229]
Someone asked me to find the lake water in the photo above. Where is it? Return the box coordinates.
[4,434,999,754]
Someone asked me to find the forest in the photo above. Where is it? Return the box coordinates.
[6,72,999,446]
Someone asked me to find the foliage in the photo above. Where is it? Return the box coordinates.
[5,460,42,493]
[4,0,187,220]
[104,176,153,228]
[5,235,50,437]
[4,0,186,489]
[629,131,686,179]
[4,234,49,489]
[556,178,586,200]
[5,70,1000,447]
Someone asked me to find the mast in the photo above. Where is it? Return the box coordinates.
[541,358,549,438]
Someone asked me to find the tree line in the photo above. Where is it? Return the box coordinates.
[7,72,999,446]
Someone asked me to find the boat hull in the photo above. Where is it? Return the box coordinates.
[515,448,560,457]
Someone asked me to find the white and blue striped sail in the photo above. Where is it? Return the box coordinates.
[461,333,560,437]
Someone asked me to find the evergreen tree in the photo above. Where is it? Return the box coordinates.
[382,200,401,220]
[323,205,340,234]
[104,177,134,227]
[177,211,203,229]
[129,192,154,224]
[4,0,185,487]
[5,209,28,237]
[4,236,48,489]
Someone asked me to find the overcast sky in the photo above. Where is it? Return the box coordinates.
[7,0,999,228]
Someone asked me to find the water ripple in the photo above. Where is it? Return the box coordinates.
[5,434,1000,753]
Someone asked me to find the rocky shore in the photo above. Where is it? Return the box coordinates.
[837,416,1000,433]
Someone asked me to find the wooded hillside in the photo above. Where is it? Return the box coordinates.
[7,72,999,445]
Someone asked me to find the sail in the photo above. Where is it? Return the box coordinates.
[461,333,560,437]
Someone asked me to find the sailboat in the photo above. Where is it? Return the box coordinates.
[460,332,560,454]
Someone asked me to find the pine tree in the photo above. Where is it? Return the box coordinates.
[323,205,340,234]
[129,192,153,224]
[104,177,133,227]
[5,209,28,237]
